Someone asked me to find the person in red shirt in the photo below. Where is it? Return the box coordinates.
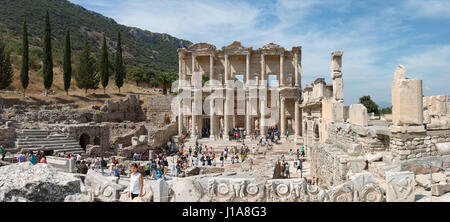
[40,155,47,163]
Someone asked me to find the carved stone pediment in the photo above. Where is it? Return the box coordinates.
[189,42,217,54]
[259,42,285,54]
[222,41,251,55]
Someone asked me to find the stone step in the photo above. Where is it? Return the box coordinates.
[17,140,78,145]
[17,143,81,149]
[21,146,83,152]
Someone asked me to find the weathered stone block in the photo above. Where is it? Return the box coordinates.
[348,104,368,126]
[392,77,423,126]
[386,171,415,202]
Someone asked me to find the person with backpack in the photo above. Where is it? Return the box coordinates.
[220,153,224,167]
[100,157,107,176]
[285,162,290,178]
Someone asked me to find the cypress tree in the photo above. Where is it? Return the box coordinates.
[42,10,53,96]
[75,37,99,95]
[114,31,124,93]
[100,33,109,94]
[63,30,72,96]
[21,19,29,97]
[0,37,13,90]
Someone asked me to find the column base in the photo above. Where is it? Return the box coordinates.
[294,136,304,145]
[223,135,230,141]
[280,135,287,141]
[209,135,216,141]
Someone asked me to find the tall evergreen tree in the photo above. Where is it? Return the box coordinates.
[21,19,29,97]
[75,37,99,95]
[0,37,13,90]
[100,33,109,94]
[114,31,124,93]
[63,30,72,96]
[42,10,53,96]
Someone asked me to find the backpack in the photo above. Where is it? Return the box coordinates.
[101,160,107,167]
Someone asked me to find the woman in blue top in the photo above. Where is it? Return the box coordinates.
[29,152,37,165]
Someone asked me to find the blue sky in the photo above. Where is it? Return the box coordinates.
[69,0,450,106]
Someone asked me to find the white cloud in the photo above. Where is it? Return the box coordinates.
[69,0,450,104]
[403,0,450,19]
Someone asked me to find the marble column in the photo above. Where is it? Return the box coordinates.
[178,99,183,136]
[209,98,216,140]
[224,54,231,140]
[210,55,214,83]
[280,97,286,140]
[260,53,266,138]
[294,99,302,143]
[246,99,252,139]
[280,53,284,86]
[246,53,250,84]
[178,55,182,87]
[294,52,299,87]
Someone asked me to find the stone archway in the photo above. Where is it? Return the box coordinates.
[79,133,90,150]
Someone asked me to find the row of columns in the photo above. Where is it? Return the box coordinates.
[179,52,302,140]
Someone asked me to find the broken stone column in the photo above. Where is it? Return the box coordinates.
[348,104,368,126]
[391,65,423,126]
[153,179,169,202]
[331,51,344,102]
[386,171,415,202]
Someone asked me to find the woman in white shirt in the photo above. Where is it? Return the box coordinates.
[128,163,143,200]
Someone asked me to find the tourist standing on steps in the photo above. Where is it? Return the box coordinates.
[301,146,305,157]
[128,163,143,200]
[29,152,37,165]
[0,143,5,161]
[100,157,107,176]
[285,161,290,178]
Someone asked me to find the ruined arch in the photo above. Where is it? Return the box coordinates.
[79,133,90,150]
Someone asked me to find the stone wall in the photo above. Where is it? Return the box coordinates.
[65,123,110,151]
[94,94,146,122]
[327,122,389,152]
[0,127,15,148]
[310,143,350,188]
[389,130,450,161]
[148,122,178,147]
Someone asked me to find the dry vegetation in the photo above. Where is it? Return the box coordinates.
[1,65,162,109]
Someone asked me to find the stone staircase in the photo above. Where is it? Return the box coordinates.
[15,129,84,154]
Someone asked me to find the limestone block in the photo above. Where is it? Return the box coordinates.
[333,78,343,101]
[431,183,450,196]
[332,101,344,122]
[366,153,383,162]
[153,179,169,202]
[347,157,366,173]
[348,104,368,126]
[392,78,423,126]
[84,171,125,202]
[170,178,203,202]
[393,65,406,80]
[386,171,415,202]
[436,142,450,155]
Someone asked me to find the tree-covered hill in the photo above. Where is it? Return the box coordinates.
[0,0,192,75]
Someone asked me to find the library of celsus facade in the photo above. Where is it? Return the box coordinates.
[176,41,303,142]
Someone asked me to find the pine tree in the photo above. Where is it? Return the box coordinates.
[42,10,53,96]
[100,33,109,94]
[0,37,13,90]
[75,37,99,95]
[63,30,72,96]
[21,19,29,97]
[114,31,124,93]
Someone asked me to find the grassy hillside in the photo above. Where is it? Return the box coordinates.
[0,0,192,75]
